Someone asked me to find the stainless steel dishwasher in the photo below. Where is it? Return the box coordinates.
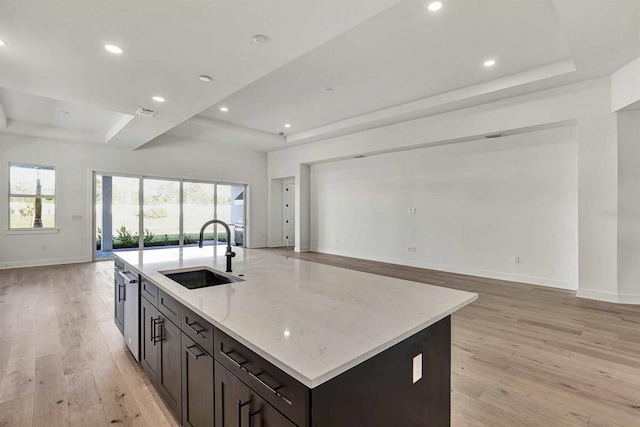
[117,269,140,361]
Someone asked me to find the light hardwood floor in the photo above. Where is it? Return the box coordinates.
[1,251,639,427]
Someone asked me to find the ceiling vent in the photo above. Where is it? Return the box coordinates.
[484,133,504,139]
[136,108,157,117]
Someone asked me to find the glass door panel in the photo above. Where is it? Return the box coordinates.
[143,179,180,248]
[216,184,245,246]
[183,182,215,247]
[95,174,141,260]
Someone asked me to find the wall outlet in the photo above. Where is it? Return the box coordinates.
[406,246,416,252]
[408,207,417,213]
[514,256,520,264]
[412,353,423,384]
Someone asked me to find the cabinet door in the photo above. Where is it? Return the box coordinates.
[215,361,251,427]
[141,296,159,384]
[114,273,125,335]
[158,316,182,423]
[250,393,297,427]
[182,334,214,427]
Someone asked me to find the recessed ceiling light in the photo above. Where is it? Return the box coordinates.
[105,44,123,54]
[484,59,496,67]
[284,123,291,128]
[252,34,269,45]
[0,40,6,47]
[428,1,442,11]
[152,96,165,102]
[220,106,229,112]
[199,75,212,82]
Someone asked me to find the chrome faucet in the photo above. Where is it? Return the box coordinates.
[198,220,236,273]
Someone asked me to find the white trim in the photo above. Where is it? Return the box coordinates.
[6,228,60,235]
[311,246,577,291]
[577,289,640,305]
[618,293,640,305]
[0,256,90,270]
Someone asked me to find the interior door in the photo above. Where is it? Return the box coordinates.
[283,182,295,246]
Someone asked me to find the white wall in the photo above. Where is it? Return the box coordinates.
[269,78,625,301]
[0,133,268,269]
[612,56,640,112]
[617,110,640,303]
[310,127,578,289]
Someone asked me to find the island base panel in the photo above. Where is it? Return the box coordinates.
[310,316,451,427]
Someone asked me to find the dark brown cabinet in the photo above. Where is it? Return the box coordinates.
[114,270,125,335]
[158,315,182,422]
[141,296,159,384]
[215,361,295,427]
[140,294,182,423]
[215,361,251,427]
[182,334,214,427]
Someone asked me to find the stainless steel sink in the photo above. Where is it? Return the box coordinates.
[160,267,244,290]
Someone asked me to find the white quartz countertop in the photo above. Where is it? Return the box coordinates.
[115,247,477,388]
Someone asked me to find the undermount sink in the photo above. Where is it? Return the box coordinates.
[161,267,244,290]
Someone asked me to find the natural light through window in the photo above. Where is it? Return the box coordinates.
[9,163,56,229]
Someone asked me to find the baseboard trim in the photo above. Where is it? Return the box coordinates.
[310,247,577,291]
[0,256,92,270]
[578,289,640,305]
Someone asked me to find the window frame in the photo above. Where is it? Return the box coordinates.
[8,162,57,230]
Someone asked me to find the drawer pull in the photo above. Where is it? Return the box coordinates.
[186,319,206,337]
[238,400,252,427]
[152,318,164,345]
[185,344,206,360]
[117,283,126,302]
[220,348,292,406]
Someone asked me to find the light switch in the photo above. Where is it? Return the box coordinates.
[412,353,422,384]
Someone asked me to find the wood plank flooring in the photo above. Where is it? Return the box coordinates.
[0,251,639,426]
[267,248,640,427]
[0,262,179,427]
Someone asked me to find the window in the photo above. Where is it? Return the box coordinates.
[9,163,56,229]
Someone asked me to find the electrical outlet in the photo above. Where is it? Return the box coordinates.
[514,256,520,264]
[408,207,417,213]
[406,246,416,252]
[412,353,422,383]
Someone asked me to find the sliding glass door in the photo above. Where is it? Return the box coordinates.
[143,179,181,248]
[95,174,141,259]
[183,182,216,246]
[94,173,245,260]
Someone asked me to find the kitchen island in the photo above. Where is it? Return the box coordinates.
[114,246,477,427]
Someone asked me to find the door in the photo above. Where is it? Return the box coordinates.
[250,393,297,427]
[283,182,295,246]
[215,361,251,427]
[158,316,182,423]
[141,296,159,384]
[182,334,214,427]
[114,272,125,335]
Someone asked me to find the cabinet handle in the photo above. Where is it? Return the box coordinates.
[118,270,138,284]
[184,344,206,359]
[221,347,292,406]
[117,283,125,302]
[152,318,164,345]
[237,400,252,427]
[186,318,206,337]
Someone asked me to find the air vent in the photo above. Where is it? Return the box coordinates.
[484,133,504,139]
[136,108,157,117]
[354,155,366,159]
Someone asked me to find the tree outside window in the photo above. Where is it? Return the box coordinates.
[9,163,56,229]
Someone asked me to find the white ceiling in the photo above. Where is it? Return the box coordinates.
[1,0,639,151]
[199,0,572,133]
[0,0,399,148]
